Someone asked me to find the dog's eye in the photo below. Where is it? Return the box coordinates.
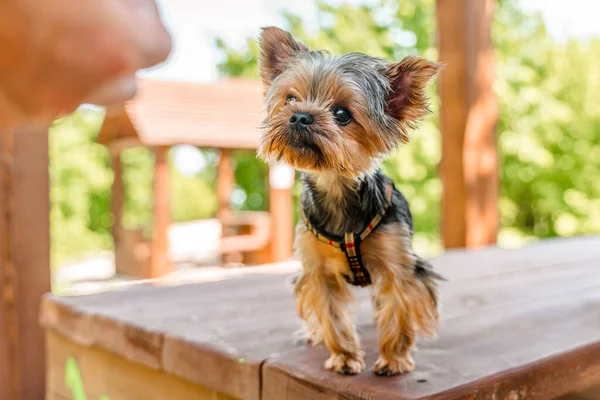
[333,107,352,125]
[286,95,297,104]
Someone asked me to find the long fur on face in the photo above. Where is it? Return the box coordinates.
[258,26,441,178]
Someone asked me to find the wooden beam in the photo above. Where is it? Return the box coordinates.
[150,146,171,278]
[268,163,294,262]
[436,0,499,249]
[216,149,234,236]
[0,124,51,400]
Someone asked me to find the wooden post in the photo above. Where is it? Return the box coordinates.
[268,163,294,262]
[150,146,171,278]
[436,0,499,249]
[216,149,234,236]
[0,125,51,399]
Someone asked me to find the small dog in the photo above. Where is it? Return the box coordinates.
[257,27,443,376]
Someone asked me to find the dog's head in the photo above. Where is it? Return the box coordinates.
[257,27,441,178]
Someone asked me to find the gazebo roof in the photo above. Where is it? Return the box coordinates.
[97,78,265,150]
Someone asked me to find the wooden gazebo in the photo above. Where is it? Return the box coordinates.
[97,78,294,279]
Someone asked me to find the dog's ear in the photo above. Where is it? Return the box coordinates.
[382,56,443,123]
[259,27,309,88]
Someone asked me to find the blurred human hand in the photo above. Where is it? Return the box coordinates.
[0,0,172,124]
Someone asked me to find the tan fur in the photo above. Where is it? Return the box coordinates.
[294,221,438,375]
[258,76,381,178]
[258,54,390,178]
[294,223,365,373]
[382,56,444,143]
[258,27,441,376]
[365,224,438,374]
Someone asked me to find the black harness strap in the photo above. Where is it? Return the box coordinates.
[301,177,394,287]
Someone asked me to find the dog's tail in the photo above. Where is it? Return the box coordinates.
[414,257,444,308]
[399,257,444,338]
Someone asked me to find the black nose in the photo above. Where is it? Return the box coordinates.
[289,112,314,129]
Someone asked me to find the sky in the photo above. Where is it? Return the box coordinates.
[141,0,600,83]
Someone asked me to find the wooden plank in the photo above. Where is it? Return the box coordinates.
[441,255,600,320]
[432,236,600,281]
[262,285,600,400]
[150,145,171,278]
[0,125,51,400]
[40,237,600,400]
[42,273,296,400]
[437,0,499,249]
[46,331,236,400]
[162,335,259,400]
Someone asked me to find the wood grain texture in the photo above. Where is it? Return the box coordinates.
[96,79,264,150]
[41,237,600,400]
[42,270,299,400]
[437,0,499,249]
[263,286,600,400]
[47,331,237,400]
[1,125,51,400]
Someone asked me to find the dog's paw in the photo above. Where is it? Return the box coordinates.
[325,352,365,375]
[373,354,415,376]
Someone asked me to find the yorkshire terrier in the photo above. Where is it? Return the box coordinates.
[257,27,443,376]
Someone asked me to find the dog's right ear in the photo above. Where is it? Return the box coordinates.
[259,27,309,88]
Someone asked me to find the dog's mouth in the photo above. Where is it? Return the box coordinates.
[259,125,328,171]
[288,133,323,156]
[279,130,327,170]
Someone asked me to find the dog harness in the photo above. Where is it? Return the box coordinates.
[301,178,394,287]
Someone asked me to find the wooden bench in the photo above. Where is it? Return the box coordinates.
[41,236,600,400]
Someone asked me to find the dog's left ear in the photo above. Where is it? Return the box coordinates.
[259,27,309,88]
[382,56,443,123]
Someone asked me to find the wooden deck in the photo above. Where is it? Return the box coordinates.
[42,236,600,399]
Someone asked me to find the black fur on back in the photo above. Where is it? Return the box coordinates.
[301,169,413,237]
[300,169,444,286]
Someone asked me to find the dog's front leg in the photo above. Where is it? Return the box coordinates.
[371,271,417,376]
[364,223,440,376]
[295,266,365,375]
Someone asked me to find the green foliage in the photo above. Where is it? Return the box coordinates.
[65,356,110,400]
[232,150,268,211]
[494,7,600,242]
[215,0,600,252]
[50,0,600,266]
[50,110,114,267]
